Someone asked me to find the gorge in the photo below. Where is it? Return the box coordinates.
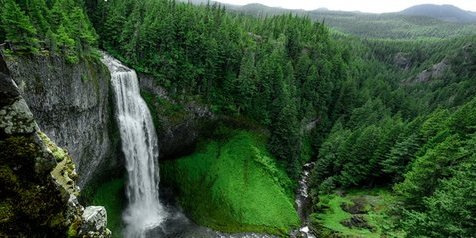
[1,0,476,237]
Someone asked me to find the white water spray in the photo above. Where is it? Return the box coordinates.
[102,54,166,238]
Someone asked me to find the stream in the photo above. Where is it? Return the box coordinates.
[290,162,317,238]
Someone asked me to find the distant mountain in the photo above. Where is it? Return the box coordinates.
[226,3,306,15]
[179,1,476,39]
[401,4,476,23]
[178,0,215,5]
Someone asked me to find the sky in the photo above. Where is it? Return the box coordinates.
[214,0,476,13]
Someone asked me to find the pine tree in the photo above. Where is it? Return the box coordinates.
[0,0,40,53]
[56,24,77,63]
[25,0,50,38]
[233,49,257,113]
[69,6,97,52]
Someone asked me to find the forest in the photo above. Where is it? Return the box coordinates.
[0,0,475,237]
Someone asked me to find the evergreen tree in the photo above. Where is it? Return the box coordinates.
[25,0,50,38]
[0,0,40,53]
[233,48,257,114]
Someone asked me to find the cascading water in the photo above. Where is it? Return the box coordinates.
[101,54,166,238]
[291,162,316,238]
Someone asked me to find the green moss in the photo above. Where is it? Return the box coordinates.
[0,166,19,188]
[84,57,103,93]
[161,130,299,235]
[92,179,125,238]
[67,219,81,238]
[38,132,67,162]
[0,202,14,223]
[0,136,41,161]
[141,91,161,131]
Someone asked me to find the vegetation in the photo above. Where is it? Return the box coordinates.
[309,35,476,236]
[85,0,353,179]
[0,0,97,62]
[161,129,299,235]
[1,0,476,237]
[311,189,401,237]
[226,3,476,40]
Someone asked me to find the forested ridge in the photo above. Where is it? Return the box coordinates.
[0,0,97,62]
[84,0,354,179]
[1,0,475,237]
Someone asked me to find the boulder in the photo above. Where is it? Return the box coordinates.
[79,206,111,238]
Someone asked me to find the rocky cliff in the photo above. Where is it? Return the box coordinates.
[139,73,214,159]
[0,56,110,237]
[4,55,121,187]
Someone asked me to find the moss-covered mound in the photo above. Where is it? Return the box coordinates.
[161,130,299,235]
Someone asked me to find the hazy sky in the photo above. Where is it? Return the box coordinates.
[214,0,476,13]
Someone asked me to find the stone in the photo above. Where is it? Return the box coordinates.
[341,214,372,229]
[79,206,111,238]
[0,98,37,135]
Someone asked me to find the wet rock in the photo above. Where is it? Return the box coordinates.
[79,206,111,238]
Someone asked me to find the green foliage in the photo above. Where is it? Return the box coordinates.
[307,30,476,236]
[0,0,40,53]
[231,4,476,40]
[401,157,476,237]
[0,0,97,59]
[161,130,299,235]
[79,2,476,236]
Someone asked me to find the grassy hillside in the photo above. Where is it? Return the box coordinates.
[161,129,300,235]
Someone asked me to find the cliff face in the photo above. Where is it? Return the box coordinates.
[0,56,110,237]
[4,55,121,187]
[139,73,214,159]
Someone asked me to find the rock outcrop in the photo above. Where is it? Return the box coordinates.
[79,206,111,238]
[405,58,450,84]
[4,55,121,187]
[0,55,110,237]
[393,52,412,70]
[139,73,215,159]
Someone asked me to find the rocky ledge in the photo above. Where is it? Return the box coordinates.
[0,54,110,237]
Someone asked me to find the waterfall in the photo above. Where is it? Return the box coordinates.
[101,54,166,238]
